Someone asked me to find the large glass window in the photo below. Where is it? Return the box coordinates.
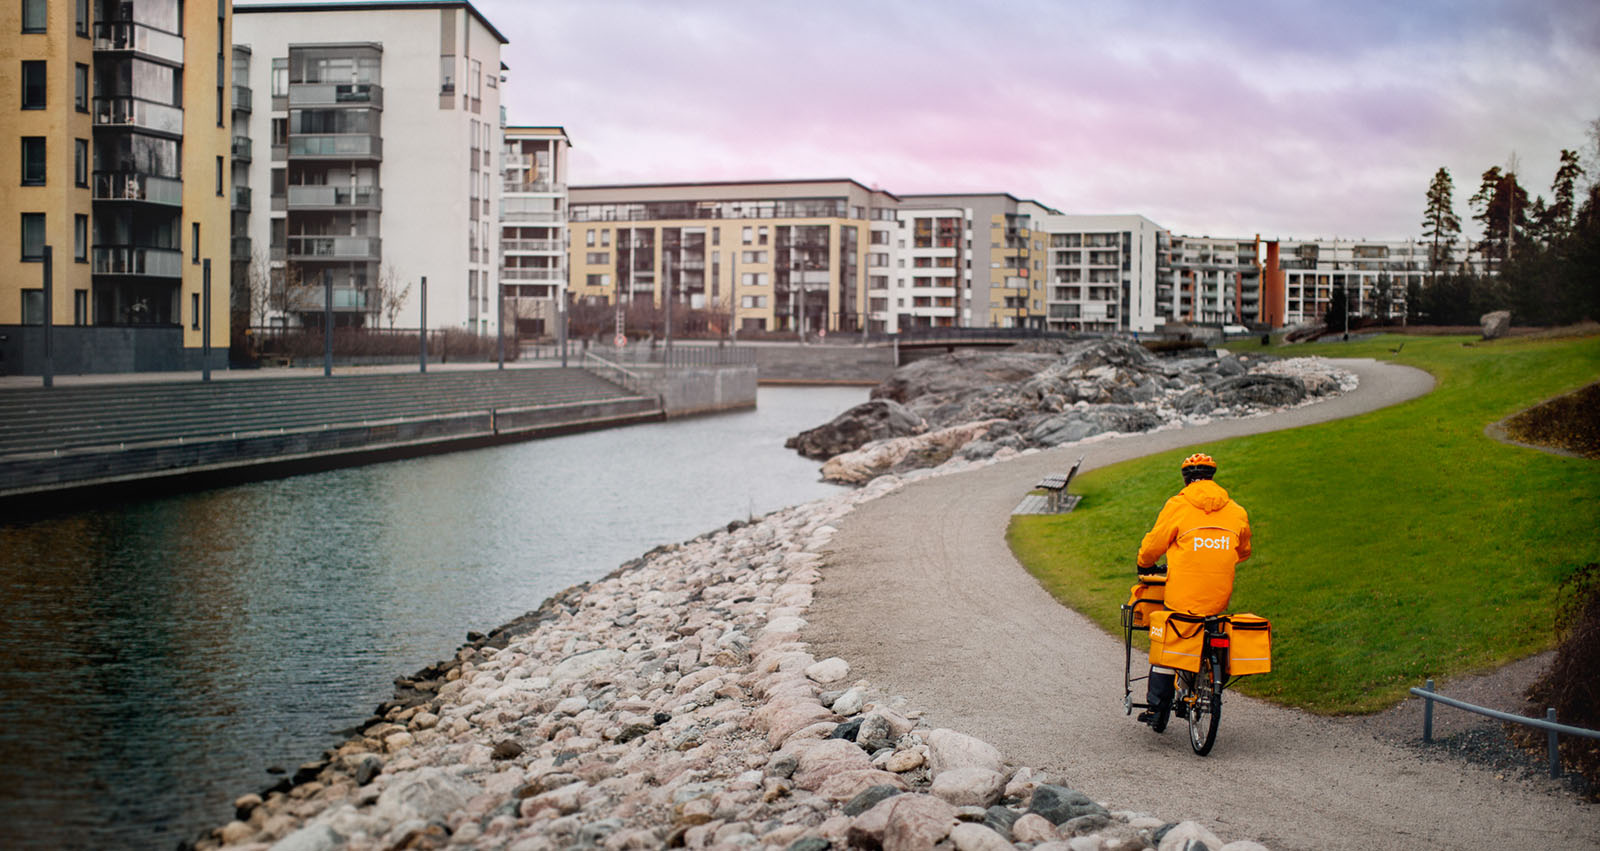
[21,61,46,109]
[23,0,47,32]
[75,63,89,111]
[21,213,47,261]
[74,138,88,186]
[21,137,46,185]
[74,215,88,262]
[76,0,89,37]
[271,58,288,97]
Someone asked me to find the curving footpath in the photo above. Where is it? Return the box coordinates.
[806,358,1600,850]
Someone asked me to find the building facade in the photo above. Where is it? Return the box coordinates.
[1033,214,1166,334]
[2,0,231,374]
[234,0,505,334]
[1261,237,1481,328]
[567,179,898,336]
[499,125,569,339]
[872,205,970,333]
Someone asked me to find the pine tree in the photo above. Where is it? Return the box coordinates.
[1421,167,1461,283]
[1549,148,1585,236]
[1470,166,1528,271]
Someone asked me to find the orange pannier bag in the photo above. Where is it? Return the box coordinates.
[1148,610,1206,672]
[1122,577,1167,629]
[1224,613,1272,676]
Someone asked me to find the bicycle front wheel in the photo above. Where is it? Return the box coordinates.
[1188,653,1222,755]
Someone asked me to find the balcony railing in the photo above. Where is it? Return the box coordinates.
[286,235,382,261]
[93,20,184,66]
[500,267,564,281]
[502,179,566,194]
[302,287,373,310]
[232,135,252,162]
[500,206,562,223]
[288,134,382,159]
[233,85,252,113]
[232,236,252,259]
[232,185,252,211]
[92,172,182,205]
[93,96,184,136]
[500,238,563,253]
[92,246,182,278]
[285,185,382,210]
[288,82,384,108]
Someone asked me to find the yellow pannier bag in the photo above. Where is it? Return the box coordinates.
[1122,577,1167,629]
[1225,613,1272,676]
[1148,610,1206,672]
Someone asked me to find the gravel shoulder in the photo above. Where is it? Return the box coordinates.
[806,358,1599,850]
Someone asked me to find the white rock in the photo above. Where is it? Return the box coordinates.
[805,657,850,684]
[925,728,1005,778]
[549,649,624,682]
[949,822,1015,851]
[929,767,1005,808]
[1158,821,1225,851]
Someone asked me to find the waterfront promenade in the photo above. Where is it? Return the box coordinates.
[0,361,661,504]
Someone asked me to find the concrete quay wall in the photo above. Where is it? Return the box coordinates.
[642,364,759,417]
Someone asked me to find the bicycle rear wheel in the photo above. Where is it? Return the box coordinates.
[1188,653,1222,755]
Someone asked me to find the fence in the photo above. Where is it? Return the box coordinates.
[602,345,756,368]
[581,351,652,398]
[1410,679,1600,778]
[243,326,510,364]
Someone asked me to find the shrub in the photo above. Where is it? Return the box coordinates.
[1515,562,1600,795]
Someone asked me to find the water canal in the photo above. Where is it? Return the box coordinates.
[0,385,865,849]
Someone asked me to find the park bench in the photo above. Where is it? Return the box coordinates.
[1035,454,1084,513]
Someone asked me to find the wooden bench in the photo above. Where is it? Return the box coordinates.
[1036,454,1085,513]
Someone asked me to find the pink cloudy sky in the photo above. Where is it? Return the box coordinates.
[477,0,1597,241]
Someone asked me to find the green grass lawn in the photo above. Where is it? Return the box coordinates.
[1008,332,1600,714]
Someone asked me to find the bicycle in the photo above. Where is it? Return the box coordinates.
[1122,569,1269,756]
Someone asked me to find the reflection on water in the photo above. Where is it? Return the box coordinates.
[0,386,863,849]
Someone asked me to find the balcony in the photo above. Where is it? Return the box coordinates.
[232,135,252,162]
[500,238,563,253]
[93,96,184,137]
[303,287,373,310]
[502,178,566,195]
[288,83,383,108]
[232,186,251,212]
[93,20,184,66]
[92,246,182,278]
[233,85,252,113]
[286,235,382,261]
[286,185,382,210]
[500,207,562,224]
[232,236,252,259]
[501,267,563,282]
[92,172,182,206]
[288,134,382,160]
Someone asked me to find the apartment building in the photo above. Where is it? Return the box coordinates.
[895,194,1064,329]
[1261,238,1483,327]
[234,0,505,333]
[567,179,898,335]
[1032,214,1166,334]
[500,125,569,339]
[869,205,971,333]
[1,0,231,374]
[1162,235,1263,328]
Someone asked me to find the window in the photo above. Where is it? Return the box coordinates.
[215,156,223,195]
[21,137,45,185]
[271,58,288,98]
[74,214,87,262]
[74,139,87,187]
[76,0,89,37]
[600,230,611,247]
[585,273,610,288]
[585,252,609,264]
[191,222,199,263]
[711,228,720,246]
[758,227,768,246]
[21,213,45,260]
[21,291,44,325]
[23,0,47,32]
[439,54,455,95]
[75,64,88,112]
[742,226,752,244]
[22,61,46,109]
[191,294,201,329]
[74,289,88,325]
[216,86,224,126]
[585,230,595,247]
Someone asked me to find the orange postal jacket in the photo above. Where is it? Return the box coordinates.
[1137,479,1252,615]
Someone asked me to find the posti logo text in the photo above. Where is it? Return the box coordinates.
[1193,536,1231,550]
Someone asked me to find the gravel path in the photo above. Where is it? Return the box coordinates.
[806,358,1600,850]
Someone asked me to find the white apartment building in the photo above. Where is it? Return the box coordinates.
[234,1,506,333]
[870,206,971,333]
[1163,235,1262,327]
[1265,237,1482,327]
[500,126,570,339]
[1032,214,1165,334]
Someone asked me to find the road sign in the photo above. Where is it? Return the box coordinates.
[614,333,627,347]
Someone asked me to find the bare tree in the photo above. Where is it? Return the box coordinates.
[270,262,319,321]
[377,262,412,329]
[246,248,275,328]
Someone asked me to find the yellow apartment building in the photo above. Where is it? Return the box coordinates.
[1,0,230,375]
[567,179,898,336]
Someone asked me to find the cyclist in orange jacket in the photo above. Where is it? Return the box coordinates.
[1134,453,1252,729]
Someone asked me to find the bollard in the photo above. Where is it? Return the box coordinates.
[1548,708,1561,778]
[1422,679,1434,744]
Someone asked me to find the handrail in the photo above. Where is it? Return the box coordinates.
[581,351,652,399]
[1410,679,1600,778]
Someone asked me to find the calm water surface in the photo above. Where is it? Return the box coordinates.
[0,386,863,849]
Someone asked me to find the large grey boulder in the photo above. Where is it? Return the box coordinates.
[1481,310,1511,340]
[785,399,927,459]
[871,350,1056,404]
[1208,374,1306,408]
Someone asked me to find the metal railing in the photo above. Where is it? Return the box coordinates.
[606,345,756,367]
[1411,679,1600,778]
[581,351,653,398]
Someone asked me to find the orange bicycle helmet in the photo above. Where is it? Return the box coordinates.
[1180,453,1217,470]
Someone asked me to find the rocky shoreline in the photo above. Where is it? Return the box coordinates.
[193,467,1281,851]
[192,344,1360,851]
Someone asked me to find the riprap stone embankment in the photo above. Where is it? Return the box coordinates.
[199,463,1269,851]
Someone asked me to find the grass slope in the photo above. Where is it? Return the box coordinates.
[1008,332,1600,714]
